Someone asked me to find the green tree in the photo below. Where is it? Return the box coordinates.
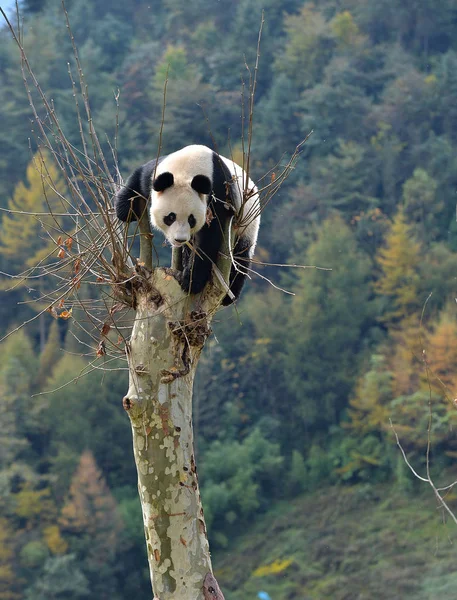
[0,518,19,600]
[0,331,38,474]
[201,426,283,545]
[286,215,374,430]
[24,554,89,600]
[37,321,61,389]
[313,139,376,214]
[330,11,366,51]
[277,4,334,89]
[402,168,440,242]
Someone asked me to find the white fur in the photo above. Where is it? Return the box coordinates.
[150,145,260,253]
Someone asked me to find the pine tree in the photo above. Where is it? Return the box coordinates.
[425,305,457,397]
[0,152,67,349]
[0,152,67,275]
[60,450,122,550]
[348,354,394,436]
[60,451,123,599]
[375,208,421,327]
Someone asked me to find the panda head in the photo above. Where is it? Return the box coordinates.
[150,171,212,247]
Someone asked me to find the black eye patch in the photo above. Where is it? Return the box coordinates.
[191,174,212,195]
[163,212,176,226]
[153,172,174,192]
[188,214,196,228]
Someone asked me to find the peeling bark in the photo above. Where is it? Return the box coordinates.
[123,247,229,598]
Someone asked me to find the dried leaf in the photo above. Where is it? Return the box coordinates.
[206,207,214,226]
[101,322,111,336]
[74,259,81,274]
[154,549,160,562]
[117,335,123,345]
[271,172,276,182]
[57,248,65,259]
[59,309,73,320]
[64,238,73,251]
[57,236,62,245]
[180,536,187,547]
[96,276,104,283]
[58,298,65,308]
[47,305,58,319]
[109,303,124,316]
[96,341,106,357]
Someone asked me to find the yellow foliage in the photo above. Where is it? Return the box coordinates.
[347,355,393,435]
[253,558,294,577]
[43,525,68,555]
[331,11,365,48]
[375,208,421,326]
[0,518,18,600]
[14,486,56,526]
[278,4,333,87]
[424,74,437,85]
[0,152,66,271]
[423,305,457,398]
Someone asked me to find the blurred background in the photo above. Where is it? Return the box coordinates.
[1,0,457,598]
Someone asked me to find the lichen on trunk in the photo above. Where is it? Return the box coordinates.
[122,219,229,599]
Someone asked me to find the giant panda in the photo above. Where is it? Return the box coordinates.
[115,145,260,305]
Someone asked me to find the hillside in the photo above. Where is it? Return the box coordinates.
[215,483,457,600]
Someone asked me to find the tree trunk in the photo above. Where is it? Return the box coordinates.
[122,264,227,599]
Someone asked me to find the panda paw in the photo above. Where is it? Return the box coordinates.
[181,265,210,295]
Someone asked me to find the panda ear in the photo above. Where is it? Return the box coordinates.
[191,174,212,195]
[153,172,174,192]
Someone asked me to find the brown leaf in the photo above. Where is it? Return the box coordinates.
[206,207,214,226]
[57,248,65,259]
[153,549,160,562]
[64,237,73,251]
[271,172,276,182]
[101,322,111,336]
[59,309,73,320]
[180,536,187,547]
[96,341,106,357]
[117,335,123,345]
[74,259,81,274]
[58,298,65,308]
[57,236,62,245]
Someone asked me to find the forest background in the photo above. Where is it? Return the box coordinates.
[1,0,457,598]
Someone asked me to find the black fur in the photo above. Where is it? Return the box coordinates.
[116,149,252,304]
[153,171,174,192]
[115,158,163,222]
[182,152,246,303]
[191,174,212,195]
